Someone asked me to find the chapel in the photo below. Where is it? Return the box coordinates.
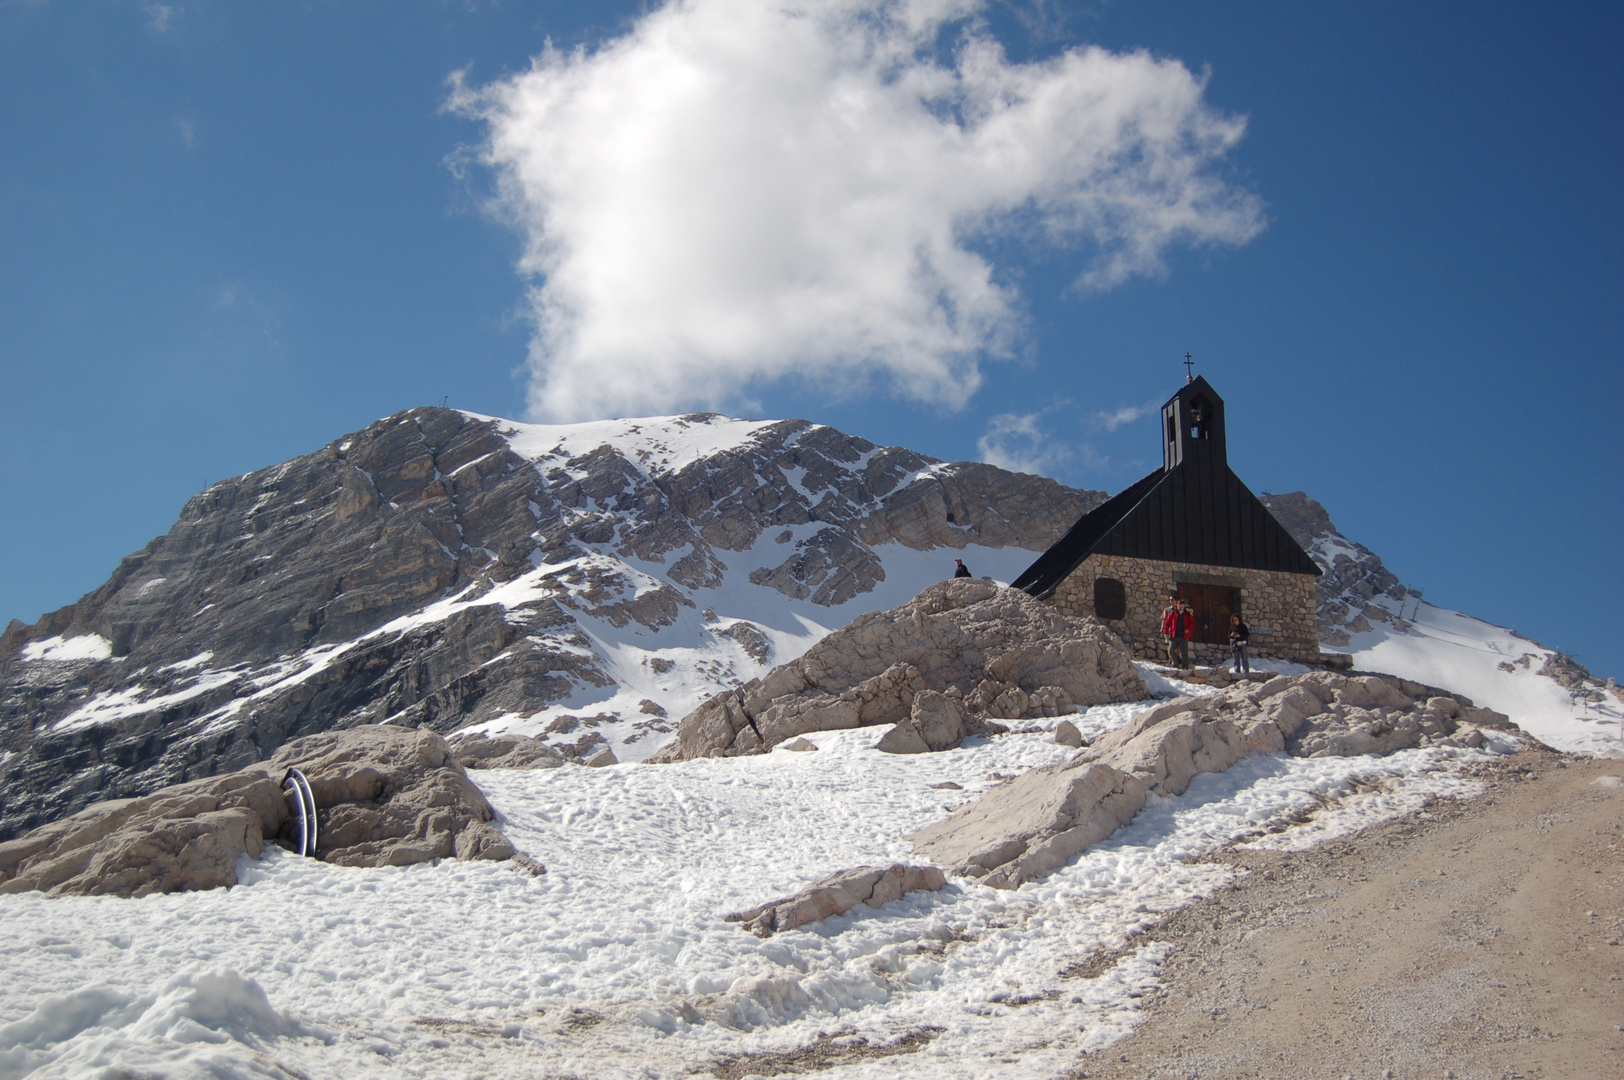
[1011,376,1323,665]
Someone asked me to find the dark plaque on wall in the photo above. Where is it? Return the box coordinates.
[1093,577,1127,620]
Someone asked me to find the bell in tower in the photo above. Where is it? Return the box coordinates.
[1160,375,1227,473]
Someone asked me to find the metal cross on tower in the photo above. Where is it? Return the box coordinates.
[1183,352,1194,381]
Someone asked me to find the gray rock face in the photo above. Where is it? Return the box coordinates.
[908,671,1512,889]
[0,409,1104,841]
[451,732,567,771]
[653,579,1148,761]
[0,726,519,897]
[726,864,948,937]
[1260,492,1413,646]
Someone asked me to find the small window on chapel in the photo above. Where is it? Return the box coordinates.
[1093,577,1127,620]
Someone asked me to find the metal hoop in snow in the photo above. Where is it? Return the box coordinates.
[281,767,318,857]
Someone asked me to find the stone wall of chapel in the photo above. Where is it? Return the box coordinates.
[1044,553,1322,665]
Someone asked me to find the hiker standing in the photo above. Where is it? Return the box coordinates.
[1173,599,1194,668]
[1160,595,1180,665]
[1161,594,1192,668]
[953,559,972,579]
[1229,613,1251,674]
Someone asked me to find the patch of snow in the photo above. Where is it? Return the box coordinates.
[160,651,215,673]
[473,412,782,479]
[52,668,243,734]
[19,635,113,663]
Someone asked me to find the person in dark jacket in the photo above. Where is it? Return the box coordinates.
[953,559,972,579]
[1229,613,1251,673]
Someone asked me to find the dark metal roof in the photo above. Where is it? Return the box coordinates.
[1009,468,1163,597]
[1012,378,1321,598]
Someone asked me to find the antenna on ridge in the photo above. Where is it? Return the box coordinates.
[1183,352,1194,382]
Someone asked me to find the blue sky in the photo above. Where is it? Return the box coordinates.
[2,1,1619,678]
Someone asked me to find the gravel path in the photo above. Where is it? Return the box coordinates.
[1071,748,1624,1080]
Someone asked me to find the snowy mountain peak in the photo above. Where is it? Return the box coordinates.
[473,411,788,480]
[0,406,1102,839]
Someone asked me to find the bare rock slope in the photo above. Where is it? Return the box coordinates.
[653,579,1148,761]
[0,726,517,898]
[909,671,1514,889]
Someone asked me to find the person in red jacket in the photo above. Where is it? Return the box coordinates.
[1161,594,1193,668]
[1162,597,1188,665]
[1173,598,1194,667]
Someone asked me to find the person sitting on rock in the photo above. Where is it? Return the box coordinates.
[1229,613,1251,674]
[953,558,972,579]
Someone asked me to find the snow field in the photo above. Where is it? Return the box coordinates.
[1330,600,1623,758]
[0,698,1510,1079]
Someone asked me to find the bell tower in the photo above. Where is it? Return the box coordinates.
[1161,375,1227,473]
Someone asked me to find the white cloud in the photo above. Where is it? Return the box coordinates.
[1093,398,1159,431]
[142,3,175,32]
[453,0,1264,422]
[978,411,1068,476]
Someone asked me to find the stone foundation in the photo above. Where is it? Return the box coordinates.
[1043,554,1320,665]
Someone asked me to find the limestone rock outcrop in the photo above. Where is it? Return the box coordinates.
[0,771,288,899]
[653,579,1148,761]
[875,691,975,754]
[726,864,948,937]
[0,726,520,898]
[274,726,516,868]
[451,731,567,771]
[909,671,1512,889]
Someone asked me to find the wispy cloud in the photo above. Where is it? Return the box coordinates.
[452,0,1264,422]
[213,282,281,344]
[1092,399,1160,431]
[978,411,1070,476]
[142,3,175,32]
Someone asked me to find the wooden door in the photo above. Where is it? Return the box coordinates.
[1179,585,1241,645]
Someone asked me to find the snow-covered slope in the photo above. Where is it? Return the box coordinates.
[1263,492,1621,757]
[0,691,1501,1080]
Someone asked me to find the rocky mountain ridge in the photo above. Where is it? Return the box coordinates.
[1259,491,1414,646]
[0,408,1100,840]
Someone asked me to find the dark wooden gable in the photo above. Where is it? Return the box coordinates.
[1012,377,1320,599]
